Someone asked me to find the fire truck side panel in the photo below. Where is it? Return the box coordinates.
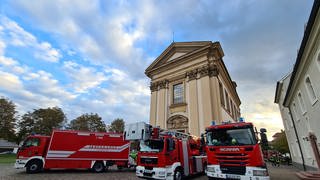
[46,131,129,160]
[15,130,130,171]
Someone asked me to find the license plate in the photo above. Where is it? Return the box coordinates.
[226,174,241,179]
[144,169,153,173]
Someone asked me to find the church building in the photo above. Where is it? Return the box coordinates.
[145,41,241,136]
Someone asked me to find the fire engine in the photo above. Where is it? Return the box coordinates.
[15,130,131,173]
[205,121,270,180]
[124,122,207,180]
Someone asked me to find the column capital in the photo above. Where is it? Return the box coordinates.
[186,69,198,81]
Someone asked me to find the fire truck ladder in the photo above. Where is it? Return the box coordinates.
[160,130,190,139]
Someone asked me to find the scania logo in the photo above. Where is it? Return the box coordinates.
[220,148,240,152]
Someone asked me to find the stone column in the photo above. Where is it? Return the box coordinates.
[186,70,200,136]
[209,64,221,124]
[149,82,158,126]
[156,80,168,129]
[198,65,214,134]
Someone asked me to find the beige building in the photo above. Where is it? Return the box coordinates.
[145,41,241,136]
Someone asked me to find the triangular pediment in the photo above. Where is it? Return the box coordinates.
[145,41,212,75]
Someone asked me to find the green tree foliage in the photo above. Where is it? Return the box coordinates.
[17,107,66,140]
[68,113,106,132]
[0,97,17,142]
[17,112,36,143]
[109,118,124,133]
[272,130,290,154]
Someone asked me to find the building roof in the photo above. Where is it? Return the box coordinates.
[274,72,291,103]
[145,41,224,77]
[283,0,320,106]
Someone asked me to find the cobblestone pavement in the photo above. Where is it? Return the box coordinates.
[0,164,207,180]
[0,163,301,180]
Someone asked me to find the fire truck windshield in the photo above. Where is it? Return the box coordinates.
[140,139,164,152]
[206,127,256,146]
[22,138,40,147]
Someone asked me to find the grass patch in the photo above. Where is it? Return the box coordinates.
[0,154,16,164]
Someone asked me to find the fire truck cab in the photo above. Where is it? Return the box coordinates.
[205,121,269,180]
[124,122,207,180]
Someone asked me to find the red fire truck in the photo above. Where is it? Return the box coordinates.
[205,121,270,180]
[124,122,207,180]
[15,130,131,173]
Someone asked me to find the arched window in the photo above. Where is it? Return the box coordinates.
[167,115,188,133]
[305,77,317,103]
[297,92,306,114]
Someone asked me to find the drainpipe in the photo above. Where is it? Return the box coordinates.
[288,106,306,171]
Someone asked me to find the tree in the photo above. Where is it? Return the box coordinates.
[33,107,66,135]
[0,97,17,142]
[272,130,290,154]
[17,112,36,143]
[17,107,66,139]
[109,118,124,133]
[68,113,106,132]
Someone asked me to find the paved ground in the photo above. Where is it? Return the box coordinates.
[267,162,300,180]
[0,163,300,180]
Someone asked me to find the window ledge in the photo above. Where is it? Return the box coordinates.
[170,103,187,108]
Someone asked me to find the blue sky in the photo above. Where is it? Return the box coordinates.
[0,0,313,139]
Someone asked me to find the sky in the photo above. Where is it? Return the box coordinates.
[0,0,314,140]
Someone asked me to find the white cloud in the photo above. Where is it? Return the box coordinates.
[0,40,6,56]
[23,70,77,100]
[0,71,23,90]
[62,61,107,93]
[0,16,62,62]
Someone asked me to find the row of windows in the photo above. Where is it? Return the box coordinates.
[219,81,239,120]
[291,76,318,120]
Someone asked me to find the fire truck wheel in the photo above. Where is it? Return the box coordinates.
[26,160,43,174]
[174,168,183,180]
[92,161,105,173]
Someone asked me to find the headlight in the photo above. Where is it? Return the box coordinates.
[207,166,215,172]
[253,170,268,176]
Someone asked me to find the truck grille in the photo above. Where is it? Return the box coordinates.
[215,153,249,166]
[220,166,246,175]
[140,157,158,165]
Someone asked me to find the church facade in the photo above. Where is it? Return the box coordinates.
[145,41,241,136]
